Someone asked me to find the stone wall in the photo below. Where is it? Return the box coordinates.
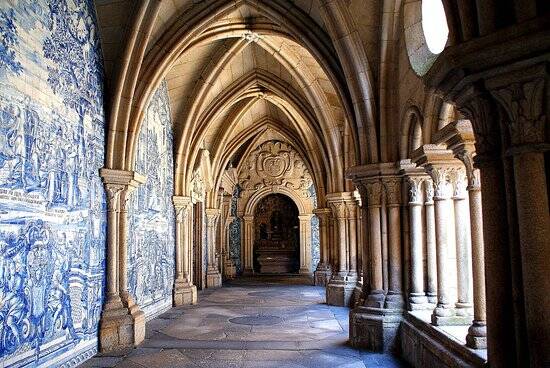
[127,80,175,319]
[0,0,105,366]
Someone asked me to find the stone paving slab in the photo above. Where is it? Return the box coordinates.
[82,276,407,368]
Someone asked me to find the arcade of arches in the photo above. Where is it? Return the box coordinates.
[0,1,548,367]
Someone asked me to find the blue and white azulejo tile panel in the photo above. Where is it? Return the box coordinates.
[0,0,106,366]
[127,80,175,320]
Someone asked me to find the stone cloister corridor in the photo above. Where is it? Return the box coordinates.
[0,1,549,368]
[82,276,405,368]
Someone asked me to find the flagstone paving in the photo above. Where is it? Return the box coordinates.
[81,276,407,367]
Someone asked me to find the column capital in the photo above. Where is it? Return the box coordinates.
[451,167,468,199]
[298,214,314,222]
[100,168,145,212]
[406,176,425,205]
[486,64,548,149]
[100,168,146,188]
[382,178,401,206]
[329,200,347,219]
[242,214,254,222]
[411,145,463,200]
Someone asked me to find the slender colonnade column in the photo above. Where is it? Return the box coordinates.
[205,208,222,287]
[173,196,197,305]
[384,178,404,309]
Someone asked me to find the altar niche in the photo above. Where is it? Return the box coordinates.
[253,194,300,274]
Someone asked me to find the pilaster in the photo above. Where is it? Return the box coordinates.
[98,168,146,353]
[173,196,197,306]
[325,192,357,306]
[313,208,332,286]
[205,208,222,288]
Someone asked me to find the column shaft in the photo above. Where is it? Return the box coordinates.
[424,180,438,303]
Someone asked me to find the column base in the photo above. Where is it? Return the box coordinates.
[206,269,222,288]
[314,263,332,286]
[326,276,356,306]
[299,267,313,275]
[365,289,386,308]
[384,291,405,309]
[351,280,364,307]
[223,259,237,280]
[466,321,487,349]
[408,293,433,310]
[349,306,403,352]
[431,306,472,326]
[427,292,437,304]
[455,302,474,317]
[173,281,198,306]
[242,268,255,276]
[99,295,145,353]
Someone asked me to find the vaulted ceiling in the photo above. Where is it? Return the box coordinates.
[96,0,383,205]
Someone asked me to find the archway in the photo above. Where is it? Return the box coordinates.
[253,194,300,274]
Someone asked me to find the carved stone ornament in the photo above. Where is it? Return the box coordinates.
[175,205,190,223]
[428,166,453,199]
[491,78,546,146]
[365,181,383,207]
[104,183,125,212]
[451,168,468,199]
[456,150,481,190]
[384,179,401,206]
[407,177,424,204]
[424,179,434,204]
[190,169,206,204]
[239,140,313,196]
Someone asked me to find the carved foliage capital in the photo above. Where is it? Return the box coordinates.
[427,166,454,199]
[424,179,434,204]
[450,167,468,199]
[330,201,347,219]
[407,177,424,204]
[365,180,383,207]
[491,78,546,146]
[383,179,401,206]
[104,183,125,212]
[456,150,480,190]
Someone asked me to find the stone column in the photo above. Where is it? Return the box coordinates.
[413,146,473,325]
[347,202,358,277]
[298,214,313,274]
[364,180,385,308]
[242,215,254,275]
[98,169,145,353]
[326,192,356,306]
[457,152,487,349]
[348,166,403,352]
[424,179,437,304]
[429,165,463,325]
[314,208,332,286]
[489,71,550,366]
[451,168,473,317]
[205,208,222,287]
[407,176,429,309]
[383,178,404,309]
[173,196,197,305]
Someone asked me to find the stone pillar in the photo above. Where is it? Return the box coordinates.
[406,176,429,309]
[326,192,356,306]
[314,208,332,286]
[364,180,385,308]
[173,196,197,305]
[348,166,403,352]
[299,214,313,274]
[242,215,254,275]
[451,168,474,317]
[424,179,438,304]
[98,169,146,353]
[205,208,222,287]
[383,178,404,309]
[457,152,487,349]
[413,146,472,326]
[347,202,358,277]
[488,71,550,367]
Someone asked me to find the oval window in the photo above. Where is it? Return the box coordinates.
[421,0,449,54]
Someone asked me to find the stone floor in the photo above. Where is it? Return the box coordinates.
[82,276,407,368]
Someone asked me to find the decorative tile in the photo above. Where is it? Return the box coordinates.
[0,0,105,366]
[127,80,175,319]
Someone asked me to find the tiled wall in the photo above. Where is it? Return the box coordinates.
[309,184,320,272]
[229,186,242,273]
[127,80,175,319]
[0,0,106,366]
